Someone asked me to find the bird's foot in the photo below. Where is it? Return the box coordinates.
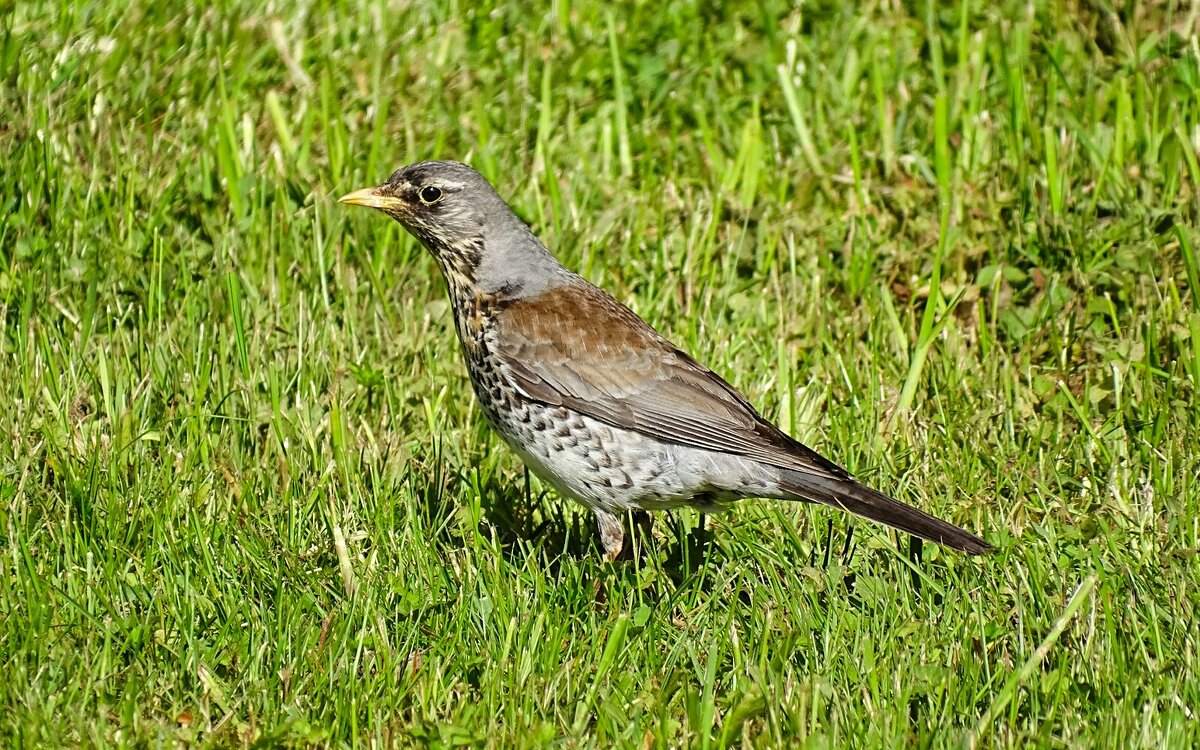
[595,508,655,563]
[596,509,625,563]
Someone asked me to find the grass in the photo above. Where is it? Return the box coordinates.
[2,0,1199,746]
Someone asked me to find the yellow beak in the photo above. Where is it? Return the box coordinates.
[338,186,404,211]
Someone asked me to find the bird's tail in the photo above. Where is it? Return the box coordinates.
[775,467,992,554]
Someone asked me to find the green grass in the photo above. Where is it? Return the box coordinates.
[2,0,1199,746]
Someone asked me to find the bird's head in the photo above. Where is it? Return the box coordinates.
[339,160,500,257]
[340,160,561,297]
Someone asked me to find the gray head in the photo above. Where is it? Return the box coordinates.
[340,160,569,297]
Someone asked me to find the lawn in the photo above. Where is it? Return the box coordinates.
[2,0,1199,746]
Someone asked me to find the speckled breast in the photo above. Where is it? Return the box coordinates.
[443,287,725,513]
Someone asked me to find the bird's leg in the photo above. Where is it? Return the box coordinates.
[595,509,625,563]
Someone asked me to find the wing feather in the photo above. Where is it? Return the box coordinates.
[494,282,847,482]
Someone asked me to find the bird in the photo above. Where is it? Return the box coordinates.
[339,160,992,560]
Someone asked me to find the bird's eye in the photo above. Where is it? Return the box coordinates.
[419,185,443,204]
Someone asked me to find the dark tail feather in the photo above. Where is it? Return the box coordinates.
[777,468,993,555]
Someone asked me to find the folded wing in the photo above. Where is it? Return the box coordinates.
[493,281,849,481]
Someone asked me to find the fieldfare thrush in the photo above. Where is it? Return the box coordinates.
[340,161,991,560]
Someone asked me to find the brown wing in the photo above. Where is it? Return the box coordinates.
[493,281,849,481]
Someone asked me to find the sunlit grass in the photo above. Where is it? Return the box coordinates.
[2,0,1198,746]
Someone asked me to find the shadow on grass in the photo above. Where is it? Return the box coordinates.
[405,452,936,608]
[469,469,730,595]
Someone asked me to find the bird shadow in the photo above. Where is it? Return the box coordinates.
[470,469,728,593]
[472,469,592,566]
[414,459,934,607]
